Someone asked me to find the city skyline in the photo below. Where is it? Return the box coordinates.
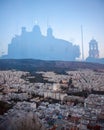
[0,0,104,59]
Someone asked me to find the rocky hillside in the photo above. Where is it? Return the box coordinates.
[0,59,104,72]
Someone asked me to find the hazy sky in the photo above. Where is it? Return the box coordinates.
[0,0,104,59]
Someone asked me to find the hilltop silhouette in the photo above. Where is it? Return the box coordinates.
[2,24,80,61]
[0,59,104,72]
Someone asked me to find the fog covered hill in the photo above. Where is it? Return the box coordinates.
[0,59,104,72]
[2,25,80,61]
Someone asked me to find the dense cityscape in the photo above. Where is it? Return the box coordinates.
[0,68,104,130]
[0,21,104,130]
[0,1,104,130]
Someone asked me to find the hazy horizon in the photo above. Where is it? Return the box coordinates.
[0,0,104,59]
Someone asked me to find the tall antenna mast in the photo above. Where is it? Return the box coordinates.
[47,17,49,28]
[81,25,84,61]
[47,17,50,28]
